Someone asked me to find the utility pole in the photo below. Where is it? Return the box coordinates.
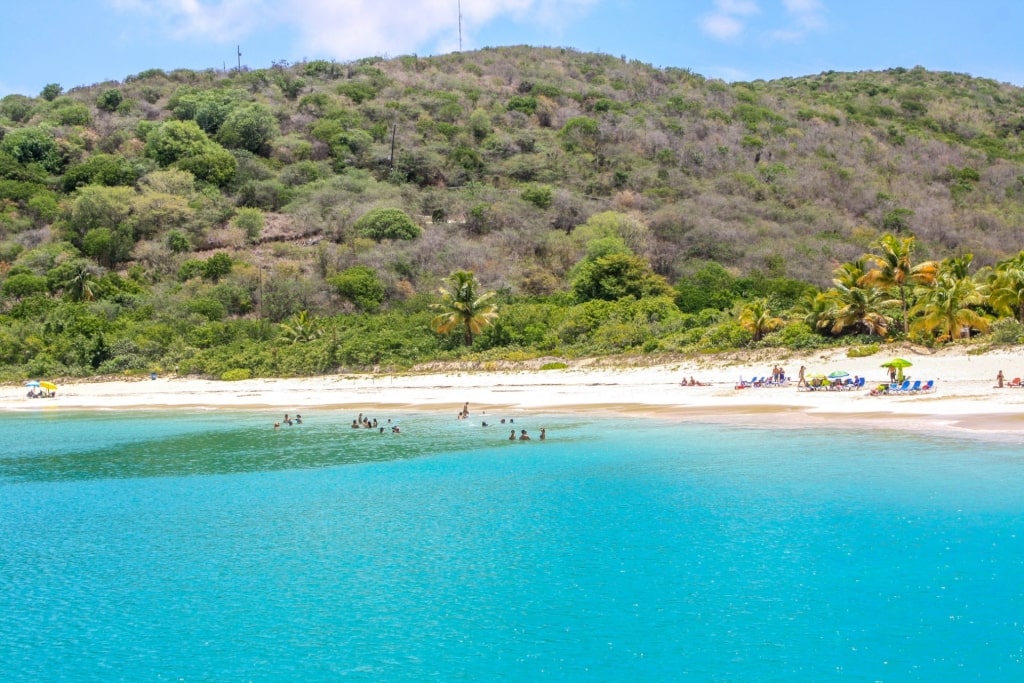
[237,45,242,72]
[388,124,397,170]
[458,0,462,51]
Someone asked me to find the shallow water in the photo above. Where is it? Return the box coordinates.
[2,409,1023,681]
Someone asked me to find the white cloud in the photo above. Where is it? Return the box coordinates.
[772,0,826,41]
[715,0,760,16]
[109,0,271,40]
[699,0,761,41]
[110,0,599,58]
[698,0,826,43]
[699,14,745,40]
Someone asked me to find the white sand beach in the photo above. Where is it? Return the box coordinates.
[5,345,1024,439]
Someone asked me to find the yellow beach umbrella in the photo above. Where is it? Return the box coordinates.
[39,381,57,392]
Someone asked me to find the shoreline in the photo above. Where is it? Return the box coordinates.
[4,346,1023,442]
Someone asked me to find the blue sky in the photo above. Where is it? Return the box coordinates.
[3,0,1022,98]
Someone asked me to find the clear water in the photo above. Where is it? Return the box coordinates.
[2,409,1023,682]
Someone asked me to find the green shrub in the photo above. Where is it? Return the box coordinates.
[216,103,279,156]
[166,230,191,254]
[336,82,377,104]
[97,89,124,112]
[539,361,568,370]
[221,368,252,381]
[847,343,880,358]
[178,259,205,281]
[328,265,385,313]
[521,183,553,209]
[40,83,62,101]
[202,253,233,282]
[232,207,265,244]
[507,96,537,115]
[988,318,1024,344]
[354,208,422,241]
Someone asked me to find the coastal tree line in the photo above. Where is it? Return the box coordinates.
[2,47,1024,379]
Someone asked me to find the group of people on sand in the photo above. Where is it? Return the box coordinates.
[509,427,545,441]
[679,376,708,386]
[274,413,302,428]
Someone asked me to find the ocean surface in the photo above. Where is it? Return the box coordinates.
[2,408,1023,682]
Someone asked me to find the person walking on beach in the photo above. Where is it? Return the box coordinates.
[797,365,806,388]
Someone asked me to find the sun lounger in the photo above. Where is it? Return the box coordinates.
[1009,377,1022,388]
[920,380,934,393]
[907,380,922,393]
[893,380,911,393]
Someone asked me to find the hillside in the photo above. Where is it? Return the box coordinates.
[2,46,1023,378]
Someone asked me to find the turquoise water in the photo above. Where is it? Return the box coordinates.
[2,409,1023,681]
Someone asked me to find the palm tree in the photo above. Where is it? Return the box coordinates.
[831,285,892,337]
[62,260,99,302]
[279,310,323,343]
[909,261,989,342]
[430,270,499,346]
[986,251,1024,323]
[862,234,937,334]
[797,290,840,335]
[738,298,783,342]
[829,258,894,336]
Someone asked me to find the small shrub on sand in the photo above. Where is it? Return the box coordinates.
[848,344,880,358]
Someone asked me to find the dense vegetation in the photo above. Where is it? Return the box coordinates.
[2,46,1024,380]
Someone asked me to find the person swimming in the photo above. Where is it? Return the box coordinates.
[518,429,531,441]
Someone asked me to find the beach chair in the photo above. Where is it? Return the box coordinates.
[893,380,911,393]
[856,377,866,389]
[907,380,922,393]
[920,380,934,393]
[1009,377,1022,388]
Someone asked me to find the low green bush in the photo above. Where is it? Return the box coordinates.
[847,343,880,358]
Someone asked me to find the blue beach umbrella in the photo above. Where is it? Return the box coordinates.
[827,371,849,379]
[25,380,40,387]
